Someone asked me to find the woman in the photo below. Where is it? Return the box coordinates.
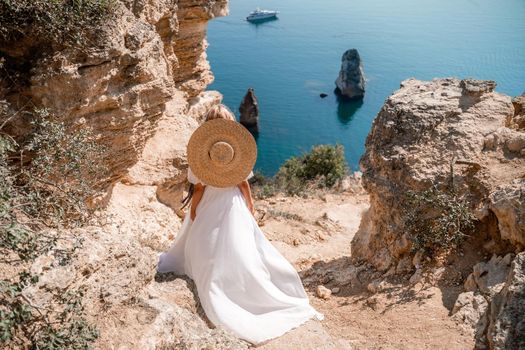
[157,105,323,345]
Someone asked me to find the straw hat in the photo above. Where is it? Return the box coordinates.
[187,119,257,188]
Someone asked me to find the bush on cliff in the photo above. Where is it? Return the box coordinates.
[0,0,115,46]
[251,144,348,197]
[0,107,104,348]
[403,185,476,258]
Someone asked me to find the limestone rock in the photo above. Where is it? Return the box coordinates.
[335,49,365,99]
[352,78,525,271]
[452,253,525,349]
[489,182,525,248]
[467,254,513,297]
[460,79,496,96]
[485,252,525,350]
[257,320,353,350]
[1,1,238,348]
[3,0,227,203]
[239,88,259,132]
[316,285,332,299]
[367,279,392,293]
[509,93,525,130]
[451,291,489,339]
[465,273,478,292]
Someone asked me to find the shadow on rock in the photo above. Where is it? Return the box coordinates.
[299,255,436,311]
[154,271,214,328]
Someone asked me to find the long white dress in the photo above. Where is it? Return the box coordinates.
[157,168,323,344]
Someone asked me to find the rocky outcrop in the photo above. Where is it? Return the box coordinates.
[2,0,226,206]
[335,49,365,99]
[353,78,525,273]
[486,252,525,349]
[239,87,259,132]
[452,253,525,349]
[0,1,253,348]
[509,93,525,130]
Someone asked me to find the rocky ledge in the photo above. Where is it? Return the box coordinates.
[354,78,524,273]
[353,77,525,349]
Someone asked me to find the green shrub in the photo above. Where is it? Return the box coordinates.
[23,109,106,226]
[275,144,348,195]
[1,108,106,261]
[0,106,103,348]
[0,0,115,47]
[0,273,99,348]
[404,185,476,258]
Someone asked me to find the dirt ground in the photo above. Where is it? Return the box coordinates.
[253,187,475,350]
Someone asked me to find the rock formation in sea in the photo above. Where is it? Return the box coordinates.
[239,87,260,132]
[353,77,525,348]
[335,49,365,99]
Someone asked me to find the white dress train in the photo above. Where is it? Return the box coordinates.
[157,168,323,344]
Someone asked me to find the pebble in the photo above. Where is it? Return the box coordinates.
[316,285,332,299]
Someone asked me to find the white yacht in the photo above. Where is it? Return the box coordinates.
[246,8,279,22]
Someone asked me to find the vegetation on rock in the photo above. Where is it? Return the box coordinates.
[0,106,105,348]
[403,185,476,258]
[0,0,115,47]
[251,144,348,198]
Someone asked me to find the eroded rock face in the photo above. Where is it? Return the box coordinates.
[454,253,525,349]
[0,1,252,348]
[335,49,365,99]
[451,291,489,340]
[486,252,525,350]
[239,88,259,132]
[509,93,525,130]
[353,78,525,272]
[5,0,227,201]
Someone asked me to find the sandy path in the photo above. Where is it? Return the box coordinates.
[255,190,474,350]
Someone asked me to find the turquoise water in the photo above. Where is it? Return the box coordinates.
[207,0,525,175]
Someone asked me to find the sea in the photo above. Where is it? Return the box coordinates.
[207,0,525,175]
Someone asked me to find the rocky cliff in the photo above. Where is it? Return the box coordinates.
[0,1,257,349]
[2,0,226,210]
[354,78,524,273]
[239,88,259,133]
[353,78,525,349]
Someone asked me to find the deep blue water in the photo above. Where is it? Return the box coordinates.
[207,0,525,175]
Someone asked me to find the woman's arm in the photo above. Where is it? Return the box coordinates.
[190,183,205,220]
[237,180,255,216]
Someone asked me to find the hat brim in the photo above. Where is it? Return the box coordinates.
[187,119,257,188]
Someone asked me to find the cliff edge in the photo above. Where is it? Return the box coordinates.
[354,78,524,272]
[353,77,525,349]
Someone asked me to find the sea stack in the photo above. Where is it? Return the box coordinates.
[239,88,260,133]
[335,49,365,99]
